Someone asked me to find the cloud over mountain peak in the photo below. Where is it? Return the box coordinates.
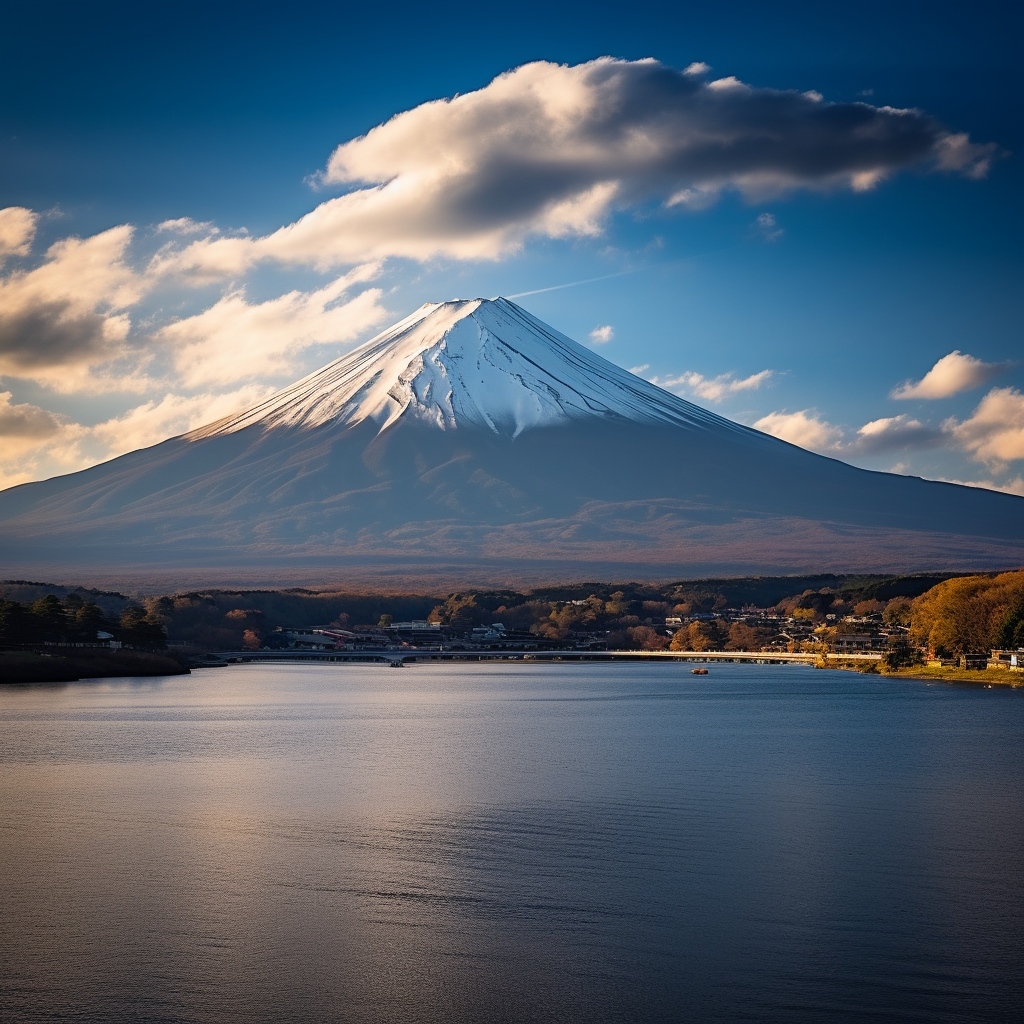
[158,57,997,278]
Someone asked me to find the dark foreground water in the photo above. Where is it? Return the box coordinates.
[1,663,1021,1023]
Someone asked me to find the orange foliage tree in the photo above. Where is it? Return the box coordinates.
[910,571,1024,657]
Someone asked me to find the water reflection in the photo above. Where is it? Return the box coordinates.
[1,663,1021,1022]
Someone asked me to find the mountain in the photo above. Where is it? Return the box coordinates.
[0,297,1021,588]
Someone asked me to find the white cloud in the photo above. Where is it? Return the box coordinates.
[153,57,996,279]
[0,384,277,490]
[664,185,720,210]
[852,414,944,454]
[628,363,649,375]
[0,391,65,459]
[89,386,278,452]
[655,368,773,402]
[156,217,219,237]
[158,265,387,388]
[0,207,37,262]
[751,394,1024,470]
[754,212,783,241]
[589,324,614,344]
[934,132,996,180]
[706,76,749,94]
[683,62,711,76]
[945,387,1024,466]
[753,409,844,453]
[0,222,152,388]
[892,350,1012,399]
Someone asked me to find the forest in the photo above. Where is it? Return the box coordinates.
[2,570,1021,659]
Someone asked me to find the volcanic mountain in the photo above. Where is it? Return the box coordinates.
[1,297,1021,587]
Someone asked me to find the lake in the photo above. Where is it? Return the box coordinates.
[1,662,1021,1023]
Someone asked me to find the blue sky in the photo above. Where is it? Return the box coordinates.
[0,0,1021,492]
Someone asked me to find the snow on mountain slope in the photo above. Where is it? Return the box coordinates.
[189,297,755,440]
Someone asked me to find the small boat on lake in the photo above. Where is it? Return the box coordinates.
[692,668,709,675]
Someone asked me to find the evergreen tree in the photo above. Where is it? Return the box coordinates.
[118,606,167,649]
[30,595,68,641]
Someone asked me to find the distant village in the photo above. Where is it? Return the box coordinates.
[3,570,1022,677]
[274,604,905,657]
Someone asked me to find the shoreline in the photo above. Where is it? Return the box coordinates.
[819,658,1023,687]
[3,648,1020,687]
[0,649,190,684]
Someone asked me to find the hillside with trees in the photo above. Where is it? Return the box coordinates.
[909,571,1024,658]
[0,594,167,649]
[4,572,1021,676]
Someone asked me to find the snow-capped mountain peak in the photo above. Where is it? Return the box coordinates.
[189,297,747,439]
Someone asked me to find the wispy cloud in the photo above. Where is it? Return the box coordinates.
[0,207,37,263]
[753,212,783,242]
[156,217,219,237]
[158,264,387,388]
[588,324,614,344]
[892,349,1013,399]
[655,368,774,402]
[89,386,279,451]
[507,264,656,299]
[0,384,278,491]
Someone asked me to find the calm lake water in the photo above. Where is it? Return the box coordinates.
[1,662,1021,1023]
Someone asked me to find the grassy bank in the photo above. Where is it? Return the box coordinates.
[819,656,1023,687]
[0,649,190,683]
[880,665,1023,687]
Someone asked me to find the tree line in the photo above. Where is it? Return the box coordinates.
[3,570,1020,656]
[0,594,167,649]
[129,574,983,651]
[908,570,1024,658]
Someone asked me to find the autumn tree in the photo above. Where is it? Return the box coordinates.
[626,625,669,650]
[641,600,670,619]
[725,622,760,652]
[994,591,1024,649]
[547,602,596,638]
[669,628,688,651]
[910,571,1024,657]
[853,599,885,616]
[430,593,482,629]
[882,598,913,627]
[670,621,715,651]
